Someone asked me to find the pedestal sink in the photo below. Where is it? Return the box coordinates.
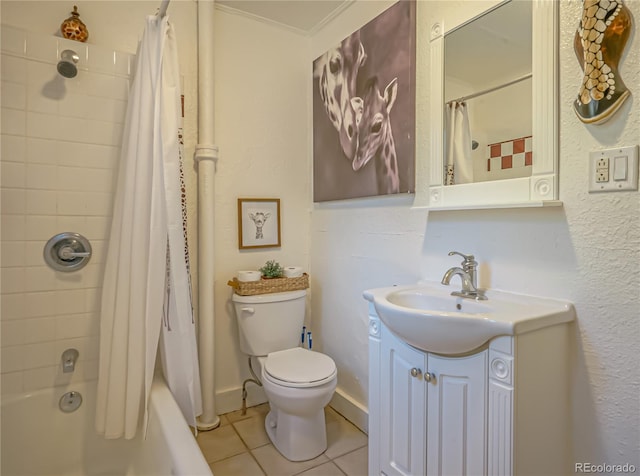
[363,283,575,355]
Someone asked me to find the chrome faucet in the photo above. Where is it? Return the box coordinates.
[61,348,79,373]
[441,251,487,300]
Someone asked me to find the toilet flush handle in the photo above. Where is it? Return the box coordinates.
[241,307,255,315]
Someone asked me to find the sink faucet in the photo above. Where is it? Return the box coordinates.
[441,251,487,300]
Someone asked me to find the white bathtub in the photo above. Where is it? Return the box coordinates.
[1,379,212,475]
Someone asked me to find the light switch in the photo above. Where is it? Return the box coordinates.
[613,156,627,181]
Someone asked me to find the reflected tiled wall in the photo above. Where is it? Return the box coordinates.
[0,25,133,394]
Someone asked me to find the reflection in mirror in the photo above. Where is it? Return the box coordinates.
[444,0,532,185]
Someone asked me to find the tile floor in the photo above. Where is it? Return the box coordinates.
[196,403,368,476]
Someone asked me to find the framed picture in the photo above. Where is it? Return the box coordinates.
[312,0,416,202]
[237,198,281,249]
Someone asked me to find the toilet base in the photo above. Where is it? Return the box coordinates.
[264,406,328,462]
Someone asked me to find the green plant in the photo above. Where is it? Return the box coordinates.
[260,260,284,278]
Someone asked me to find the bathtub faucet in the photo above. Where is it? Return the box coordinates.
[61,348,79,373]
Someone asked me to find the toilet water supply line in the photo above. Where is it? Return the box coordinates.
[195,0,220,430]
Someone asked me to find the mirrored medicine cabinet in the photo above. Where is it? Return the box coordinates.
[428,0,561,210]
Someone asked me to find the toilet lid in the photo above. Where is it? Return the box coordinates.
[264,348,336,385]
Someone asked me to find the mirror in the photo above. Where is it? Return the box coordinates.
[429,0,560,210]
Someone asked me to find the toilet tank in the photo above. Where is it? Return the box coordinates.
[232,290,307,356]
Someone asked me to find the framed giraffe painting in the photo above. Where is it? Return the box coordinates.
[312,0,416,202]
[237,198,281,250]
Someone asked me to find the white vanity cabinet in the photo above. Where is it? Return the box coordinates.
[368,306,572,476]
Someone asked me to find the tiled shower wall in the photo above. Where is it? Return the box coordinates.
[0,25,133,394]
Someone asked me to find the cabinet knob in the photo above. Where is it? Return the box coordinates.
[410,368,422,378]
[424,372,434,382]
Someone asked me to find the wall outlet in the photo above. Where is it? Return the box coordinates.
[595,169,609,183]
[589,146,639,193]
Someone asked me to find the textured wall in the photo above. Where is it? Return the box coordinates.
[310,0,639,468]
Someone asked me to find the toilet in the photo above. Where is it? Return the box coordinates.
[232,289,337,461]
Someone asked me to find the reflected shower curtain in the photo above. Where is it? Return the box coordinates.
[445,101,473,185]
[96,14,202,439]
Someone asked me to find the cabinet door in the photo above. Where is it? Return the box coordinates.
[379,326,427,476]
[426,351,488,476]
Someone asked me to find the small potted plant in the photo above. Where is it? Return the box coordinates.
[260,260,284,279]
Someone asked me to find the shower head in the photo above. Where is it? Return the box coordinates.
[57,49,79,78]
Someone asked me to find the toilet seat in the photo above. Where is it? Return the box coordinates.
[263,348,337,388]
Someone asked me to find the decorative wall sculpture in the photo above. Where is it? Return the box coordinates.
[574,0,633,124]
[312,0,416,202]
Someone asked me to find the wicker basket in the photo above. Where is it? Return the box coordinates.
[227,274,309,296]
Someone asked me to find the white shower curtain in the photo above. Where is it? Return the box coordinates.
[96,14,202,440]
[445,101,473,185]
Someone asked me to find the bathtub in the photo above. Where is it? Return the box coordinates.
[1,379,212,475]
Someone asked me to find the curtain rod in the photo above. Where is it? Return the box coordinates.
[158,0,170,17]
[447,73,532,105]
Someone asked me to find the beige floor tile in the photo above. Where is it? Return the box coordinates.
[233,414,271,449]
[227,402,270,423]
[252,444,330,476]
[333,446,368,476]
[296,461,346,476]
[324,414,368,460]
[209,452,266,476]
[197,424,247,463]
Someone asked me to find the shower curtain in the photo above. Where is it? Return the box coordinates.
[96,14,202,440]
[445,101,473,185]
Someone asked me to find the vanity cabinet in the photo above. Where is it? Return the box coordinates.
[368,306,571,476]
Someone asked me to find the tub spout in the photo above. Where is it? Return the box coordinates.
[61,348,79,373]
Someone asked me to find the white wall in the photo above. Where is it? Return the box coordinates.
[211,8,311,410]
[311,0,640,468]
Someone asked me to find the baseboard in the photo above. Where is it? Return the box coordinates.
[329,387,369,434]
[214,384,268,416]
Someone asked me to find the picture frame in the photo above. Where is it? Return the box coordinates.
[237,198,281,250]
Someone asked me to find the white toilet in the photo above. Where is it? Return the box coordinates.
[232,289,337,461]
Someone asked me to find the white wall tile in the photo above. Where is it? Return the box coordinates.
[1,162,26,188]
[24,266,57,292]
[26,189,57,215]
[23,317,56,344]
[1,241,26,268]
[23,291,56,318]
[1,215,26,241]
[114,51,131,76]
[1,345,24,372]
[22,365,56,391]
[54,115,87,143]
[55,289,87,315]
[25,30,58,63]
[1,134,26,163]
[26,137,58,165]
[1,25,27,55]
[1,293,25,320]
[1,55,27,83]
[22,341,56,368]
[1,371,23,395]
[1,81,27,110]
[85,192,114,216]
[1,189,26,214]
[58,91,89,119]
[26,111,60,140]
[26,60,54,85]
[25,215,57,240]
[25,241,46,267]
[85,288,100,312]
[1,267,25,294]
[26,163,57,190]
[1,108,26,136]
[53,336,95,361]
[56,216,87,235]
[1,320,24,347]
[81,358,99,381]
[56,314,97,340]
[57,191,87,215]
[85,217,109,241]
[86,43,115,73]
[26,81,59,115]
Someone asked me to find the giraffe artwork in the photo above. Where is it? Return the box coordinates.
[312,0,416,202]
[313,31,367,161]
[351,77,400,194]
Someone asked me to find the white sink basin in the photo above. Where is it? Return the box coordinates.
[364,283,575,355]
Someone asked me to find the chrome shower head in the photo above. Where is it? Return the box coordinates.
[57,49,79,78]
